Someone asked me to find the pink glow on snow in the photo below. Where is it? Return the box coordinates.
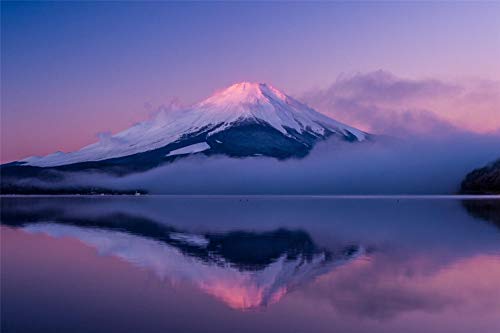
[200,82,287,107]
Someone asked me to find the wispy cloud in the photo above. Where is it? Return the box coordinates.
[301,70,500,136]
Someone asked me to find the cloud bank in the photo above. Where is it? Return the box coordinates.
[301,70,500,136]
[54,132,499,195]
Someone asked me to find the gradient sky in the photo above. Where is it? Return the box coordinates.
[2,1,500,162]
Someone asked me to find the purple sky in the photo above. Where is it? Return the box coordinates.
[1,1,500,162]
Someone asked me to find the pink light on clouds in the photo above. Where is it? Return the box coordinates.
[302,71,500,136]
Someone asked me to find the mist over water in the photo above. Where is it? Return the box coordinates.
[58,132,499,195]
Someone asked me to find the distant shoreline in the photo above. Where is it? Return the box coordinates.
[1,194,499,199]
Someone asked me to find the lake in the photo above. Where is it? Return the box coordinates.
[1,196,500,333]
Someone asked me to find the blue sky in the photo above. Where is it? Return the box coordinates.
[2,1,499,161]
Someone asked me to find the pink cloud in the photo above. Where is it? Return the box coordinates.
[302,71,500,136]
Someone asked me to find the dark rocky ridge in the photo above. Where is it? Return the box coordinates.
[460,158,500,194]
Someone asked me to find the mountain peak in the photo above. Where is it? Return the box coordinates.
[228,81,265,89]
[200,81,287,106]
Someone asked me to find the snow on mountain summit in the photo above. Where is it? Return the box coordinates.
[21,82,368,167]
[194,81,359,137]
[201,82,287,105]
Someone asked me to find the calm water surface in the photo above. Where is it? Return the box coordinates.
[1,196,500,333]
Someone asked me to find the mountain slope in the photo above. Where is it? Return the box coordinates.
[19,82,368,168]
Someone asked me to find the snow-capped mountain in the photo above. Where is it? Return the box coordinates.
[19,82,368,169]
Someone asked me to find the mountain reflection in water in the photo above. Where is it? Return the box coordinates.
[1,200,362,310]
[1,197,500,333]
